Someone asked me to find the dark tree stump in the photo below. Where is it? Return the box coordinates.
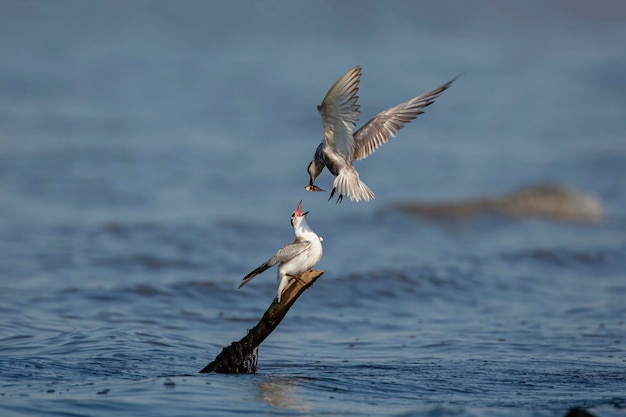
[200,269,324,374]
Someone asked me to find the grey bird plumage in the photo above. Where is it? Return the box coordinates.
[305,66,456,203]
[238,200,323,303]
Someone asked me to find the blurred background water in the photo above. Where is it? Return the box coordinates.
[1,1,625,416]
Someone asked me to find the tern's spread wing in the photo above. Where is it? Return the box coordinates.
[318,66,361,162]
[352,77,456,161]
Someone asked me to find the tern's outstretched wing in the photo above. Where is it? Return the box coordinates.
[238,240,312,289]
[352,77,456,161]
[317,66,361,162]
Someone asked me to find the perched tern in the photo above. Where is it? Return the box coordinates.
[238,200,323,303]
[305,66,456,203]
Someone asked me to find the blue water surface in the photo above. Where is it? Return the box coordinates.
[1,1,625,416]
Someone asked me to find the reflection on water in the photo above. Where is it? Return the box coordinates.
[391,183,605,223]
[257,377,311,413]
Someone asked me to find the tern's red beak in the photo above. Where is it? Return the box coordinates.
[296,200,303,216]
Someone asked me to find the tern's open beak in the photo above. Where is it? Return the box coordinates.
[296,200,303,216]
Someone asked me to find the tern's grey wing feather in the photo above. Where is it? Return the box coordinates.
[238,240,311,289]
[268,240,311,265]
[318,66,361,162]
[352,77,456,161]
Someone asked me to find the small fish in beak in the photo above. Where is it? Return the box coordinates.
[304,185,325,192]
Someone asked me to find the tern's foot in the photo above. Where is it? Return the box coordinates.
[305,185,325,192]
[329,189,343,204]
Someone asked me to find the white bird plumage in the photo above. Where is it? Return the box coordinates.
[238,200,323,303]
[306,66,456,203]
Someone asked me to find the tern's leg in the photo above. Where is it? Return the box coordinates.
[276,273,307,303]
[328,188,336,201]
[290,273,305,284]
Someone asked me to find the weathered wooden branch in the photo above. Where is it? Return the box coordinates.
[200,269,324,374]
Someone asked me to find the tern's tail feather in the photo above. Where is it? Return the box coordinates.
[238,261,271,289]
[333,167,375,202]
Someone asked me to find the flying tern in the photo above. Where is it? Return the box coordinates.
[305,66,456,203]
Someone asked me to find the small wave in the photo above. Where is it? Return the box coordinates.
[499,243,625,269]
[93,254,204,271]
